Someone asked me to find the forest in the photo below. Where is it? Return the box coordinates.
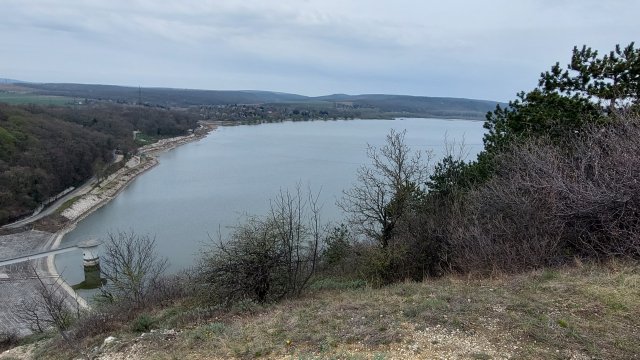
[0,103,199,225]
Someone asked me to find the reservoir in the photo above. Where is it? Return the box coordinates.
[55,118,485,285]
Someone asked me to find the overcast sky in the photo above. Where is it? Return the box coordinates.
[1,0,637,101]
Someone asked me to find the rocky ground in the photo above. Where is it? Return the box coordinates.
[0,231,55,336]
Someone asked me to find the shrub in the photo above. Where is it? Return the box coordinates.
[100,231,169,309]
[448,117,640,273]
[309,277,367,291]
[341,241,410,286]
[390,198,453,279]
[320,224,354,274]
[130,314,155,333]
[0,331,18,352]
[69,309,120,341]
[197,187,323,305]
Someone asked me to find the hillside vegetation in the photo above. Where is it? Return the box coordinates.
[0,103,199,225]
[2,42,639,359]
[4,262,638,359]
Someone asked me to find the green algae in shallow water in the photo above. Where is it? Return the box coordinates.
[72,264,103,290]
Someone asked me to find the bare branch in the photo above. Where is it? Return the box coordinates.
[338,129,431,247]
[100,231,168,308]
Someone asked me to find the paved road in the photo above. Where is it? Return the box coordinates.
[0,245,79,267]
[1,177,96,230]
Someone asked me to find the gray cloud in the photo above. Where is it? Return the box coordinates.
[1,0,637,101]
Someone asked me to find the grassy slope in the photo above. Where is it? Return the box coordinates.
[24,262,639,360]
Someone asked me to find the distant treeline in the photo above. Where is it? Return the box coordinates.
[197,99,496,123]
[13,82,499,120]
[0,103,199,225]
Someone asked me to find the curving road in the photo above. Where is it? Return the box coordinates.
[1,176,97,230]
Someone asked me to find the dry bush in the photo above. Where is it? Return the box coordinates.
[0,331,19,352]
[145,272,195,307]
[448,117,640,273]
[68,273,193,343]
[448,142,566,272]
[100,231,169,309]
[12,266,83,339]
[561,119,640,257]
[68,309,121,341]
[197,187,323,305]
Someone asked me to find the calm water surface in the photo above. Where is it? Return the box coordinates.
[56,118,485,284]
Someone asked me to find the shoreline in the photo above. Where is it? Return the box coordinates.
[47,122,219,303]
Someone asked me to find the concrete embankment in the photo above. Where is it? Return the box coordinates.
[56,122,217,225]
[59,155,157,222]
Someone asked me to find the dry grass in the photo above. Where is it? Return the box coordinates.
[21,261,640,360]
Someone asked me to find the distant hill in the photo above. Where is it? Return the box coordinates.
[5,82,500,119]
[15,83,309,106]
[315,94,499,119]
[0,78,23,84]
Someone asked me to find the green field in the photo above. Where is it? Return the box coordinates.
[0,92,72,106]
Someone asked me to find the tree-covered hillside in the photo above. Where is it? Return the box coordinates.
[0,103,199,225]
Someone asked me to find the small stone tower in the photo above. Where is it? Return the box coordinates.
[78,239,102,288]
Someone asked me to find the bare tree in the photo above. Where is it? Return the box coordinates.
[12,263,84,355]
[198,186,324,304]
[269,185,322,296]
[100,231,168,308]
[13,293,47,334]
[13,265,80,334]
[338,129,431,248]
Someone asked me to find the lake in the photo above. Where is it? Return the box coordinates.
[55,118,485,285]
